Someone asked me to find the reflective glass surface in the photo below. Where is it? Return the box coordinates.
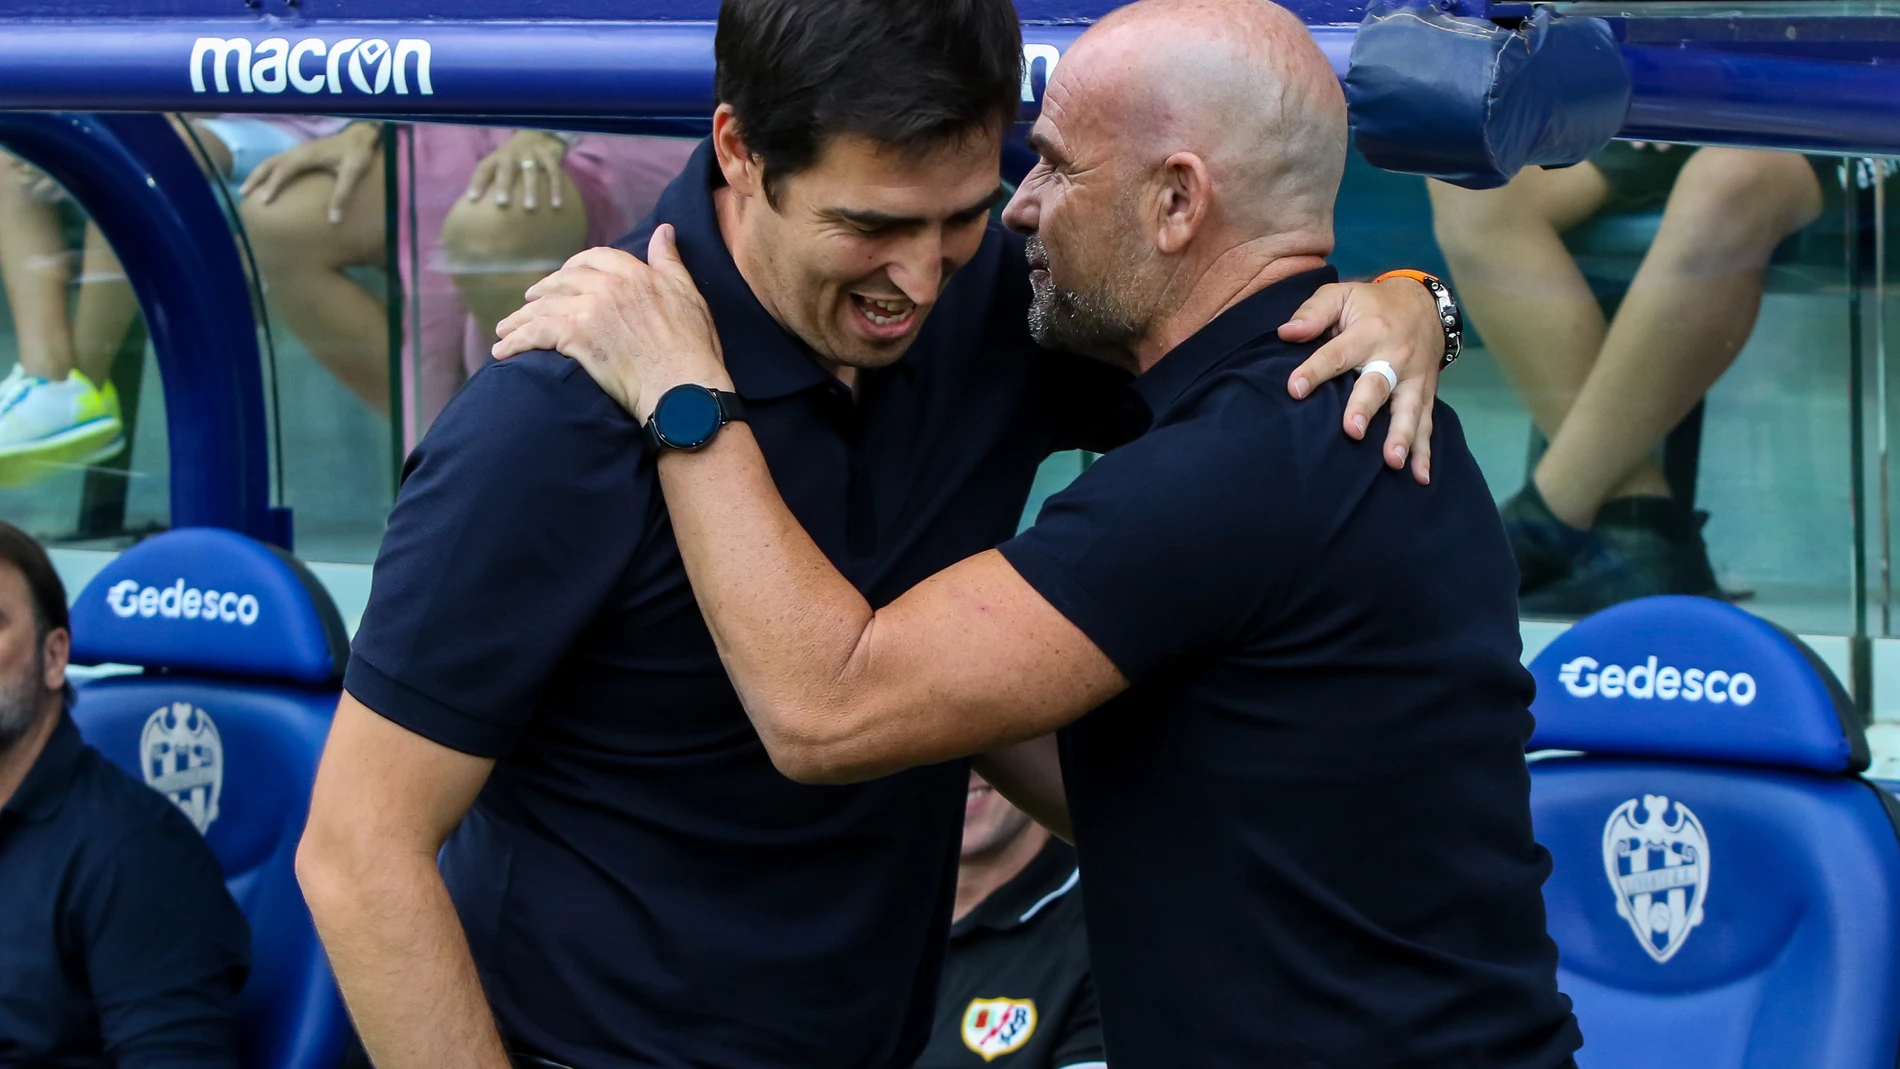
[0,148,168,547]
[7,117,1898,652]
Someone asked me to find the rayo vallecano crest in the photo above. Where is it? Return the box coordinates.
[961,998,1036,1061]
[1602,794,1709,963]
[141,702,223,835]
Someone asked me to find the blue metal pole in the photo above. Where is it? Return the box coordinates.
[0,20,1349,121]
[0,113,271,537]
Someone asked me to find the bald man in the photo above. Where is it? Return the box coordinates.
[496,1,1581,1064]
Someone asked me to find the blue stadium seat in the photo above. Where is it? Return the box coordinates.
[1526,596,1900,1069]
[65,528,350,1069]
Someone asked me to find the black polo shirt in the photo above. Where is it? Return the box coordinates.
[998,269,1583,1068]
[918,840,1104,1069]
[345,139,1123,1069]
[0,713,250,1069]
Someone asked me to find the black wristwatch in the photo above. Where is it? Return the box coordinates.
[644,384,748,453]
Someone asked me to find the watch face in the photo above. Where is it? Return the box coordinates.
[653,385,724,449]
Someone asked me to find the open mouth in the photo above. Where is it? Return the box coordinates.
[851,293,918,334]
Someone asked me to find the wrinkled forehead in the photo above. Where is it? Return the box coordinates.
[1030,26,1160,166]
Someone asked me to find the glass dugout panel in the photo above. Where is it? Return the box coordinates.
[386,123,699,448]
[0,149,169,547]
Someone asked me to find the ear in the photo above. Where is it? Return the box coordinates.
[41,626,68,693]
[711,104,764,201]
[1153,151,1212,256]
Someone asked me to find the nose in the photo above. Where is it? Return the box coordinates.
[1002,182,1039,236]
[888,230,947,307]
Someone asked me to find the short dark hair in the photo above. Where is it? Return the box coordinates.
[0,522,68,640]
[714,0,1023,206]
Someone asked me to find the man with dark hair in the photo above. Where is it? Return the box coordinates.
[0,521,251,1068]
[299,0,1455,1066]
[499,0,1580,1063]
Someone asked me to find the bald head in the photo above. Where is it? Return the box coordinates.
[1003,0,1349,368]
[1073,0,1347,242]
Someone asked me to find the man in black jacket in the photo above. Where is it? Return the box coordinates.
[0,521,249,1068]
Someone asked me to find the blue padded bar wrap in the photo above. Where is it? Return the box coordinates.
[69,528,348,686]
[1346,2,1630,189]
[1528,597,1865,774]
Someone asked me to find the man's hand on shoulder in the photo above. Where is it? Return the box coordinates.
[492,225,731,423]
[1277,276,1447,485]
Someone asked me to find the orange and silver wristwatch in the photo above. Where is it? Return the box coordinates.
[1374,269,1463,369]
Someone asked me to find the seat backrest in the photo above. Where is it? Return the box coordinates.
[1526,596,1900,1069]
[66,528,350,1069]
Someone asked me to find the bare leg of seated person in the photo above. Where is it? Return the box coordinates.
[240,159,392,413]
[1431,147,1823,612]
[0,156,128,480]
[440,162,588,345]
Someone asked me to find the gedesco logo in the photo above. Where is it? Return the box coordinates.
[190,36,434,97]
[1557,655,1757,706]
[108,579,260,627]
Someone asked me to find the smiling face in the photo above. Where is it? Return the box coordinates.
[716,114,1008,371]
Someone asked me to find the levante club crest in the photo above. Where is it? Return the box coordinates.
[962,998,1036,1061]
[1602,794,1710,963]
[141,702,224,835]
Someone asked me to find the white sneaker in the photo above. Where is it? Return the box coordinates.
[0,365,125,486]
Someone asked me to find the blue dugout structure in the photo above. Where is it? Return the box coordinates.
[0,0,1897,536]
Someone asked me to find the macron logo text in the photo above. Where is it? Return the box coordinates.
[190,36,433,96]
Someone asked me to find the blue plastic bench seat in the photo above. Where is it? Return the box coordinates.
[66,528,351,1069]
[1526,596,1900,1069]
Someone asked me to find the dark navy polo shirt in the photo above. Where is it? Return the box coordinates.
[0,713,250,1069]
[918,840,1104,1069]
[345,139,1123,1069]
[999,269,1583,1068]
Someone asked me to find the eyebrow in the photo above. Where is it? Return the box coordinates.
[1025,130,1067,166]
[823,183,1008,229]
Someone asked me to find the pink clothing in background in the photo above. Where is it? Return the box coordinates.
[250,115,353,141]
[394,125,696,445]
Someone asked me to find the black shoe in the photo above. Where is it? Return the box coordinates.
[1498,483,1598,595]
[1518,496,1720,617]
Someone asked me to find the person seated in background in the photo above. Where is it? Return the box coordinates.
[0,520,250,1066]
[917,772,1103,1069]
[1428,142,1825,614]
[239,122,694,436]
[0,115,336,486]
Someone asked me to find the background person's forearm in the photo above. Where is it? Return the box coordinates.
[974,736,1073,842]
[302,850,511,1069]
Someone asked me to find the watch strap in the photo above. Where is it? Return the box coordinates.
[1373,269,1464,369]
[713,389,748,425]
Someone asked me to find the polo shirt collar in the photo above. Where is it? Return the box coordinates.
[2,711,81,824]
[953,838,1080,938]
[1129,265,1340,427]
[655,139,842,402]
